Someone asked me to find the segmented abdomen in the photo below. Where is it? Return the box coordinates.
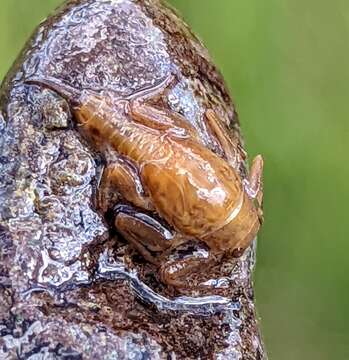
[140,137,243,237]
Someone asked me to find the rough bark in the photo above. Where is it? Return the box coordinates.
[0,0,266,358]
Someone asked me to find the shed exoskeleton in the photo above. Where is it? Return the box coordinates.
[27,75,263,289]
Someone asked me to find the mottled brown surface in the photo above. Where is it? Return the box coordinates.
[0,0,265,358]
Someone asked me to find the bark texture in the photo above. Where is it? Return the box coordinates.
[0,0,266,358]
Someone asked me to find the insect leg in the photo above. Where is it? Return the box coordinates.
[159,248,224,290]
[126,74,176,103]
[129,102,199,139]
[98,157,154,212]
[243,155,264,201]
[205,109,245,169]
[114,205,177,264]
[243,155,264,222]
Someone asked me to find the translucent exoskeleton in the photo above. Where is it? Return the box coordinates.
[27,75,264,289]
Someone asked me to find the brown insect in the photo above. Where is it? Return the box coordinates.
[27,75,264,288]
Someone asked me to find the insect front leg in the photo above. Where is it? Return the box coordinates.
[114,205,185,265]
[129,102,199,139]
[124,75,199,139]
[126,74,176,103]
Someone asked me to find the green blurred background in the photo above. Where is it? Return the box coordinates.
[1,1,348,359]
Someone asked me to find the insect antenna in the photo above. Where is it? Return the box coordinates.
[25,76,82,106]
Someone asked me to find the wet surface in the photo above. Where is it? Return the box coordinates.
[0,0,265,358]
